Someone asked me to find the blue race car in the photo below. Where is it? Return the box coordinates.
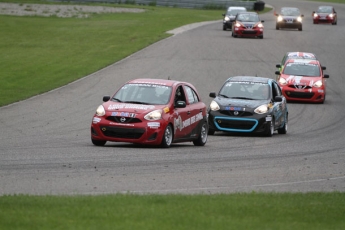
[208,76,288,137]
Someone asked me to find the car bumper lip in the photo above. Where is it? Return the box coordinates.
[208,112,269,133]
[91,118,166,145]
[234,29,263,36]
[281,87,326,102]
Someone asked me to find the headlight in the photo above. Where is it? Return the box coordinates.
[257,23,263,28]
[254,105,269,114]
[144,110,162,121]
[313,80,323,88]
[329,13,334,18]
[234,22,241,27]
[96,105,106,116]
[209,100,220,111]
[278,77,287,85]
[225,16,230,21]
[277,16,283,22]
[297,16,302,22]
[313,13,318,17]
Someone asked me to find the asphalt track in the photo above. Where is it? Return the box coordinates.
[1,0,345,195]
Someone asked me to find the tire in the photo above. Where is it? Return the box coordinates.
[193,122,208,146]
[264,118,274,137]
[278,115,288,134]
[223,25,226,31]
[276,24,279,30]
[92,138,106,146]
[161,124,173,148]
[298,26,302,31]
[259,35,263,39]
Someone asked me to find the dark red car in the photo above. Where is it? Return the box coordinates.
[313,6,337,25]
[232,12,264,39]
[91,78,208,147]
[275,59,329,103]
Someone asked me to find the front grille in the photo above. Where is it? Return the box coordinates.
[106,116,141,123]
[288,85,312,90]
[286,91,314,99]
[284,19,297,23]
[220,110,253,117]
[243,30,257,34]
[100,126,145,139]
[215,118,256,130]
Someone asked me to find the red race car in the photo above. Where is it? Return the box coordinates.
[232,12,264,39]
[275,59,329,103]
[91,78,208,147]
[313,6,337,25]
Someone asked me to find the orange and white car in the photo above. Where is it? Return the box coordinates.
[275,59,329,103]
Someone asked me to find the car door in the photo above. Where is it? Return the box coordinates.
[271,82,286,127]
[183,85,205,138]
[172,85,191,140]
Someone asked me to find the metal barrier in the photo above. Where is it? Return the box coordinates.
[57,0,256,10]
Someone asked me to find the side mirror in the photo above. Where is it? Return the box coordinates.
[222,13,225,16]
[274,96,283,102]
[209,92,216,98]
[322,66,326,70]
[301,14,304,17]
[261,20,265,23]
[103,96,111,102]
[324,74,330,78]
[175,101,186,108]
[275,71,281,75]
[276,64,281,68]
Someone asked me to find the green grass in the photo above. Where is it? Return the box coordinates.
[1,192,345,230]
[0,1,225,107]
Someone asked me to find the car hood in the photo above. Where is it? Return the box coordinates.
[215,97,269,110]
[282,75,322,86]
[317,13,332,16]
[103,101,165,114]
[281,15,300,19]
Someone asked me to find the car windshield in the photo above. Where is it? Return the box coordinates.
[219,81,269,100]
[112,83,172,105]
[281,8,301,16]
[317,6,332,13]
[237,14,259,22]
[283,63,320,76]
[227,9,246,16]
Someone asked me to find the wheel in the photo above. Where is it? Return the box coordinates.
[298,26,302,31]
[278,115,288,134]
[161,124,173,148]
[92,138,106,146]
[193,122,208,146]
[264,118,274,137]
[276,24,279,30]
[259,35,263,39]
[223,25,226,31]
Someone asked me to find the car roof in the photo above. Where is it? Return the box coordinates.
[226,76,271,84]
[228,6,246,10]
[286,59,320,65]
[237,11,258,15]
[286,52,317,60]
[281,7,300,10]
[127,78,185,87]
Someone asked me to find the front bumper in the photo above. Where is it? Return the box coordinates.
[208,111,271,133]
[313,17,334,24]
[281,86,326,102]
[91,116,167,145]
[233,27,263,37]
[277,21,302,28]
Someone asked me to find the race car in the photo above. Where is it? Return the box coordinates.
[313,6,337,25]
[208,76,288,137]
[275,7,304,31]
[275,59,329,103]
[91,78,208,147]
[276,51,318,74]
[231,12,264,39]
[222,6,247,30]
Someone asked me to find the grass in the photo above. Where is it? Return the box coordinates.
[0,1,224,107]
[1,192,345,229]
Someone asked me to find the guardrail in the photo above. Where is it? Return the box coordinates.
[57,0,256,10]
